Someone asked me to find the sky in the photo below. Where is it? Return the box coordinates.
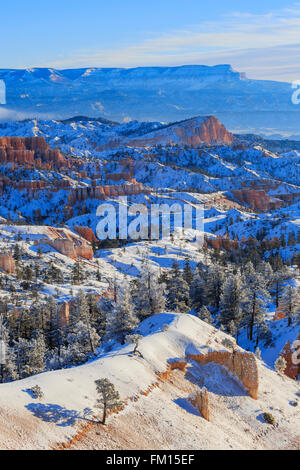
[1,0,300,82]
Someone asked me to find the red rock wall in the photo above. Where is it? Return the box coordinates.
[232,189,282,212]
[0,137,66,168]
[0,253,15,274]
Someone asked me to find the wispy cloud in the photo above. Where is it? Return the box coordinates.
[45,5,300,82]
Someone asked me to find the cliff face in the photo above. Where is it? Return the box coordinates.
[127,116,234,148]
[0,253,15,274]
[0,136,66,169]
[231,189,283,212]
[280,337,300,380]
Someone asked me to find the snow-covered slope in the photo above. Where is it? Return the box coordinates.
[0,313,299,450]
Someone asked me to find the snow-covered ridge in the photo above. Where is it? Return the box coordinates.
[0,313,298,450]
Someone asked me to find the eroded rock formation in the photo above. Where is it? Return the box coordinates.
[0,136,67,169]
[74,226,98,243]
[0,253,15,274]
[189,387,210,421]
[58,302,70,329]
[127,116,234,148]
[187,350,259,399]
[231,189,282,212]
[279,338,300,380]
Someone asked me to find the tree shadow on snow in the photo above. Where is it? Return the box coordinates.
[25,403,95,427]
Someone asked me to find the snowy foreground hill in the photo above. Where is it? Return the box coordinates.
[0,313,299,450]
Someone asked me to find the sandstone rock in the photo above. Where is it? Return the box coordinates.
[279,338,300,380]
[0,253,15,274]
[232,189,282,212]
[189,387,210,421]
[0,136,66,169]
[58,302,70,328]
[74,226,98,243]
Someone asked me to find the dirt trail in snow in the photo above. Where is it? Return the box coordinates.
[63,365,300,451]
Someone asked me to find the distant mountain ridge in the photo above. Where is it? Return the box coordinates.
[0,65,298,134]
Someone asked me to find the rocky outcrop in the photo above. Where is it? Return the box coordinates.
[127,116,233,148]
[0,253,15,274]
[206,235,239,251]
[0,136,67,169]
[231,189,282,212]
[187,350,258,399]
[279,338,300,380]
[74,226,98,243]
[58,302,70,329]
[68,183,149,204]
[47,238,93,261]
[189,387,210,421]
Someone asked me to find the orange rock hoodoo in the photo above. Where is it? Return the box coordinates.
[232,189,282,212]
[0,253,16,274]
[279,337,300,380]
[74,226,98,243]
[189,388,210,421]
[0,137,67,169]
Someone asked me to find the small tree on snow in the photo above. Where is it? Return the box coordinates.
[95,378,122,425]
[125,334,143,356]
[275,355,287,375]
[255,347,262,360]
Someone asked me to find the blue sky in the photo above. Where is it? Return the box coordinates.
[1,0,300,81]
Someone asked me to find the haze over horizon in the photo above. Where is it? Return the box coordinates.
[1,0,300,82]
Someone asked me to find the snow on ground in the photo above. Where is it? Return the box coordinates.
[0,313,299,450]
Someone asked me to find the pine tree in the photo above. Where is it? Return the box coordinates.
[95,378,122,425]
[205,265,225,311]
[183,258,193,285]
[0,315,18,383]
[190,269,206,311]
[219,273,244,331]
[72,260,84,284]
[271,268,291,307]
[275,355,287,375]
[197,306,214,325]
[73,291,98,354]
[66,321,100,365]
[166,263,190,313]
[135,261,166,318]
[106,284,139,343]
[280,285,299,326]
[242,262,270,341]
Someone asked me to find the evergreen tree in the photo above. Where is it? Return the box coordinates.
[242,262,270,341]
[197,306,214,325]
[280,285,299,326]
[135,261,166,318]
[205,265,225,311]
[271,268,291,307]
[183,258,193,285]
[95,378,122,425]
[166,263,190,313]
[219,273,244,331]
[275,355,287,375]
[65,321,100,365]
[0,315,18,382]
[106,284,139,343]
